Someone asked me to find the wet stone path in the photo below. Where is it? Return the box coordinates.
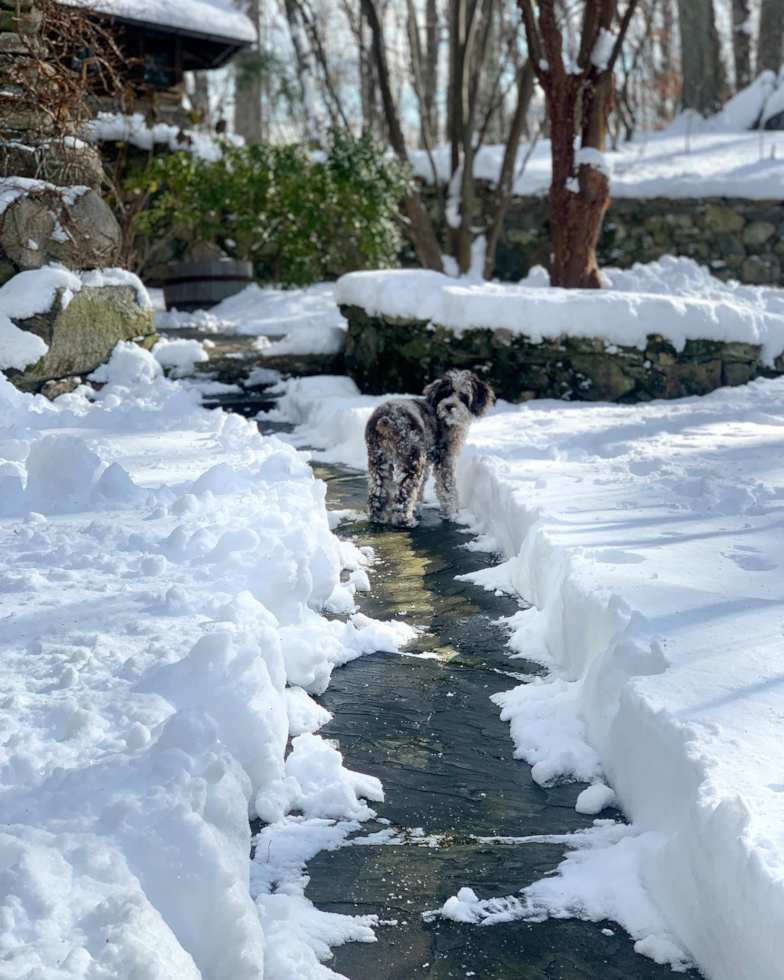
[301,466,699,980]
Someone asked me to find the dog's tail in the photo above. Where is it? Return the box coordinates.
[373,418,394,437]
[366,407,416,447]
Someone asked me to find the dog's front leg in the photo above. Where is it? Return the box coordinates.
[435,460,459,519]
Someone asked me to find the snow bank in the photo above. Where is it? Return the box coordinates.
[86,112,242,162]
[152,336,209,377]
[268,375,383,469]
[409,127,784,200]
[61,0,257,43]
[667,69,784,135]
[336,257,784,365]
[158,282,348,356]
[0,345,413,977]
[272,371,784,980]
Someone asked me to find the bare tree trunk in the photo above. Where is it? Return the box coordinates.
[483,59,535,277]
[732,0,752,90]
[409,0,440,146]
[424,0,439,141]
[653,0,676,124]
[677,0,725,115]
[519,0,639,289]
[359,8,380,136]
[449,0,497,275]
[234,0,263,142]
[300,0,351,129]
[758,0,784,74]
[448,0,465,176]
[284,0,319,143]
[361,0,444,272]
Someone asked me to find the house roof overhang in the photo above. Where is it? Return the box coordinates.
[58,1,256,66]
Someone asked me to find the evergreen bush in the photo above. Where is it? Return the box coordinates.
[130,130,412,287]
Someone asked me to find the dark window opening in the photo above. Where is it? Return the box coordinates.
[144,50,176,88]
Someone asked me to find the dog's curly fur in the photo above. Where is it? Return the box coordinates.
[365,370,496,527]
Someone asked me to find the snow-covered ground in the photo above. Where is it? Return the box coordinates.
[411,88,784,199]
[271,371,784,980]
[411,129,784,200]
[0,345,412,978]
[157,283,347,357]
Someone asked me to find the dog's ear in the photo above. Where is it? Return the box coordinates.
[470,376,496,417]
[423,377,449,405]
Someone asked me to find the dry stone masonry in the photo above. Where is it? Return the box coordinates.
[416,183,784,287]
[0,0,154,391]
[486,193,784,286]
[342,305,783,404]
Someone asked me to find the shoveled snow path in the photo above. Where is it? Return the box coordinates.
[291,465,698,979]
[271,372,784,980]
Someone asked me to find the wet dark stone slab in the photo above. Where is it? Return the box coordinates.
[249,449,701,979]
[309,836,691,979]
[318,650,580,837]
[160,328,345,390]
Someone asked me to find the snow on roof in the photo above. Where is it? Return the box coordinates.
[60,0,257,44]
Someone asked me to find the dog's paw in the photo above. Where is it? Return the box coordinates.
[391,518,418,530]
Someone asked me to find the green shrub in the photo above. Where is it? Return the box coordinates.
[129,130,413,287]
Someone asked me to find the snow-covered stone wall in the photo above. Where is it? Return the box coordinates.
[337,259,784,403]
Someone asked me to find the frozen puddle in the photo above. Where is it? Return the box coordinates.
[290,466,701,979]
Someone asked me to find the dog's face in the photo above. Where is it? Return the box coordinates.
[423,370,496,427]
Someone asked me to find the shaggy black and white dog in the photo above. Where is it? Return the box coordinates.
[365,370,495,528]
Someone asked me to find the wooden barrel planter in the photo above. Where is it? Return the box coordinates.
[163,259,254,312]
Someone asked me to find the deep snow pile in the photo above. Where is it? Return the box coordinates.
[0,346,412,978]
[271,371,784,980]
[668,68,784,135]
[157,282,347,357]
[336,256,784,365]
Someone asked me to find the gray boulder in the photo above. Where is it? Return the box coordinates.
[0,186,120,271]
[6,283,156,392]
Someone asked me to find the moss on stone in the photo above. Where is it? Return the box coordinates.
[8,284,155,392]
[343,308,770,404]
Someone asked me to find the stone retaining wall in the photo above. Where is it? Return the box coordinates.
[419,187,784,286]
[343,304,784,403]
